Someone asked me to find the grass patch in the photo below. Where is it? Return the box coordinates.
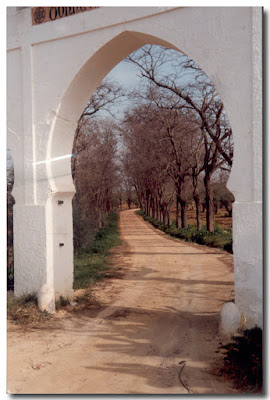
[71,290,105,317]
[219,327,263,392]
[7,267,14,291]
[7,211,121,324]
[7,292,52,326]
[74,211,121,290]
[136,210,232,253]
[55,296,70,310]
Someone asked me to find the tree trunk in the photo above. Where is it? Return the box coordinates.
[146,196,150,216]
[141,197,145,213]
[163,204,168,225]
[167,210,171,226]
[152,203,155,218]
[194,194,201,231]
[137,189,142,210]
[162,211,166,225]
[175,194,180,228]
[97,209,102,229]
[158,200,162,222]
[180,199,188,229]
[224,203,232,218]
[106,197,111,214]
[204,172,214,232]
[152,198,156,219]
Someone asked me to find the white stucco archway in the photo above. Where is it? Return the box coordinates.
[7,7,262,328]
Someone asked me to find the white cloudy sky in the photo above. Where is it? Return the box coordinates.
[98,57,145,120]
[105,59,142,91]
[99,45,197,120]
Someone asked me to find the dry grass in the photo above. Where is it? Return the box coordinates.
[7,292,54,328]
[7,289,107,330]
[64,289,106,317]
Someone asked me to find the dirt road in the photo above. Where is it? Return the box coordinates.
[7,209,238,394]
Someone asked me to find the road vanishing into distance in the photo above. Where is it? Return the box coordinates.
[7,209,239,394]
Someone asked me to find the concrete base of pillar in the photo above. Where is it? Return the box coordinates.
[233,201,263,329]
[220,302,241,336]
[37,284,55,313]
[14,205,48,297]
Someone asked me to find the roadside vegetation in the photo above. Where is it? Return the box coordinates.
[137,209,232,253]
[7,211,121,325]
[74,210,121,289]
[7,292,52,326]
[219,327,263,393]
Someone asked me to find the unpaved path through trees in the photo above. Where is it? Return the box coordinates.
[7,209,238,394]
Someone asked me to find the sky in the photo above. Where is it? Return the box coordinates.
[106,59,142,91]
[92,44,204,121]
[94,45,187,120]
[98,58,143,120]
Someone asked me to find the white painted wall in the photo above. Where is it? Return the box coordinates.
[7,7,262,328]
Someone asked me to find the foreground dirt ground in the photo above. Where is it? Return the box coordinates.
[7,209,238,394]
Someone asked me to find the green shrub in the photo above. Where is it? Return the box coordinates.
[136,209,232,253]
[74,211,121,290]
[55,296,70,310]
[219,327,262,392]
[136,209,144,217]
[223,238,233,253]
[72,198,97,250]
[7,268,14,291]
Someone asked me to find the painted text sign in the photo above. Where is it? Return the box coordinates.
[32,7,98,25]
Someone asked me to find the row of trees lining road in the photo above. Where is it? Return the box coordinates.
[71,44,234,252]
[6,44,234,290]
[121,103,201,229]
[121,45,233,231]
[71,80,125,249]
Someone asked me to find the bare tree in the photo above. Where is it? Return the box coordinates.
[72,79,124,183]
[143,88,204,228]
[121,101,200,228]
[127,45,233,231]
[71,79,125,248]
[121,104,173,222]
[74,119,119,234]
